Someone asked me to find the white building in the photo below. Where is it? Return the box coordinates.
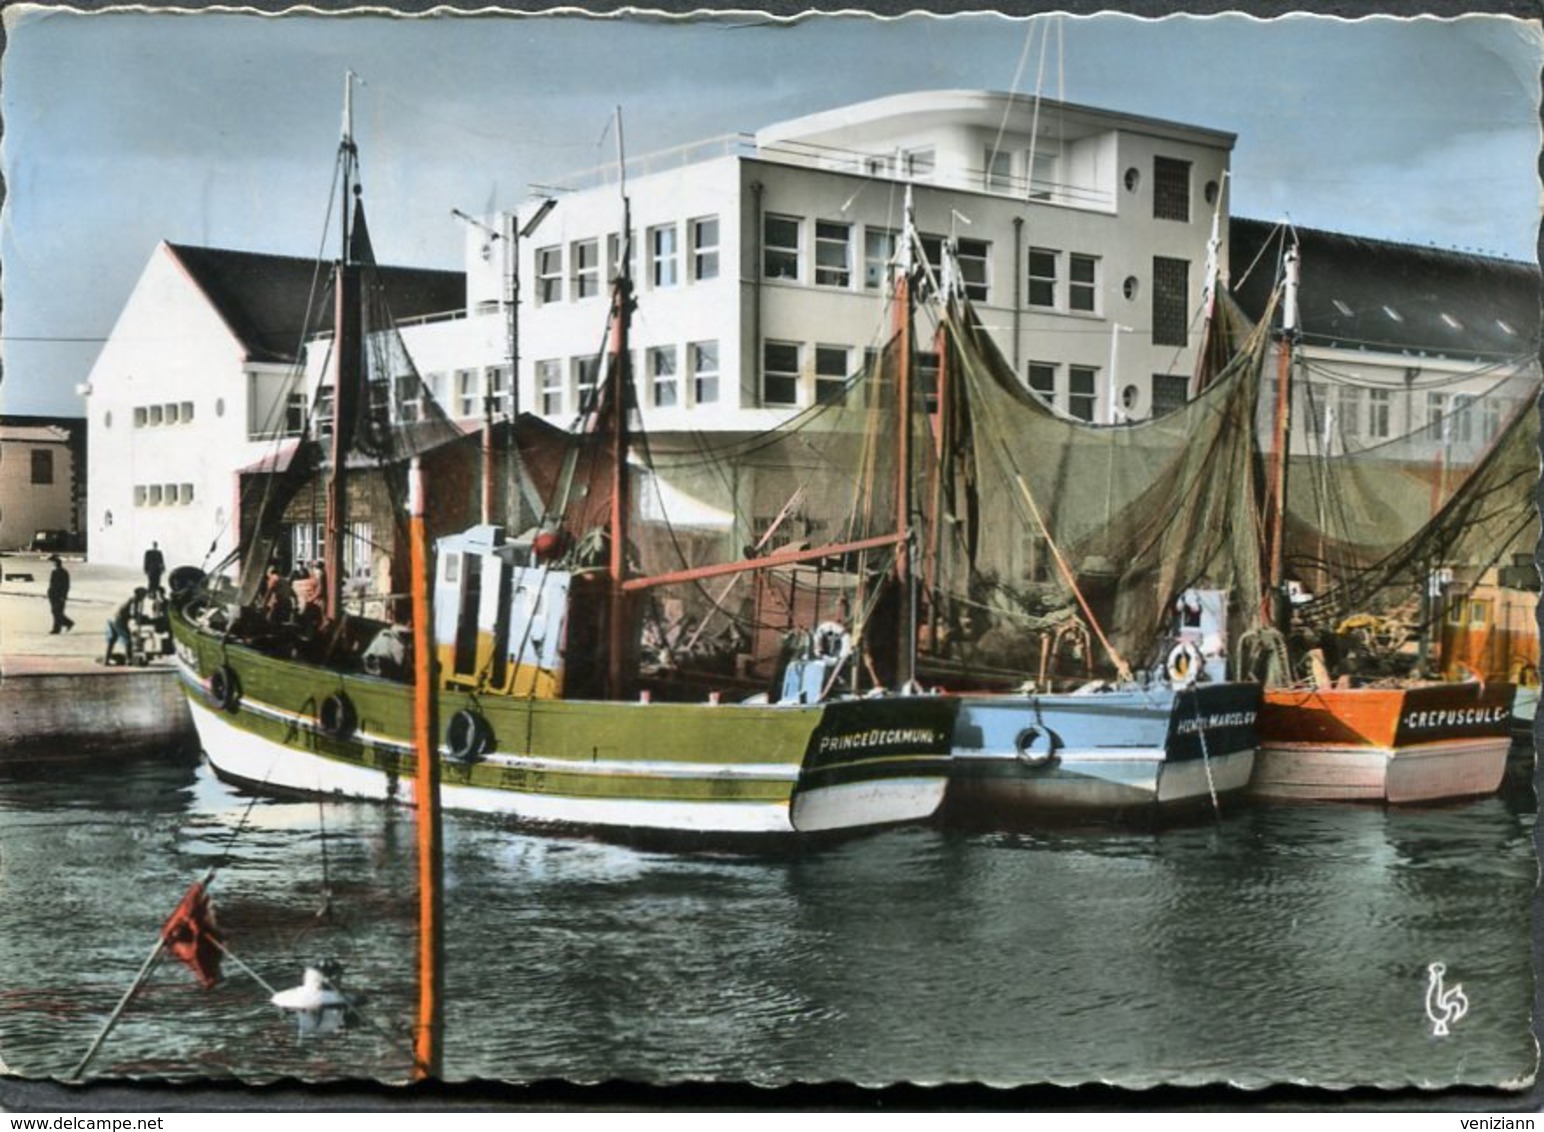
[82,241,462,569]
[430,90,1235,432]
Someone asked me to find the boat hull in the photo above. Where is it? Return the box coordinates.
[944,681,1260,823]
[171,614,956,842]
[1251,681,1515,803]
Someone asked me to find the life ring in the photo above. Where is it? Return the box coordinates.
[209,665,241,713]
[1014,726,1060,768]
[318,692,357,738]
[1167,642,1204,687]
[813,620,853,661]
[446,709,493,762]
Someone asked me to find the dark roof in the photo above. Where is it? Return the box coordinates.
[1228,217,1540,363]
[166,243,465,365]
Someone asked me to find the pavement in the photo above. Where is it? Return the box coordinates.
[0,552,175,673]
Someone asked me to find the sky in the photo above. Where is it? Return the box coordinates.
[2,6,1540,416]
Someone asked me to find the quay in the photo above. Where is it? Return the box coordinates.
[0,554,194,758]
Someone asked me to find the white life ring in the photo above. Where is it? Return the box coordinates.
[1167,641,1204,687]
[813,620,853,661]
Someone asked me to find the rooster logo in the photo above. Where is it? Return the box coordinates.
[1425,961,1469,1037]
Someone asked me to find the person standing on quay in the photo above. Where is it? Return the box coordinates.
[143,541,165,594]
[47,555,74,634]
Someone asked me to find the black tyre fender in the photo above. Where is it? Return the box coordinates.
[209,665,241,713]
[1014,725,1060,768]
[446,709,493,761]
[319,692,358,738]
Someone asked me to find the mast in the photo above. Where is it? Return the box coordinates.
[606,108,635,701]
[893,187,918,689]
[1265,240,1300,629]
[325,72,361,623]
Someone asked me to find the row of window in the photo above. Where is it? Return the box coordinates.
[764,217,991,302]
[536,218,719,303]
[134,482,196,506]
[133,401,196,428]
[1301,385,1508,445]
[534,341,722,417]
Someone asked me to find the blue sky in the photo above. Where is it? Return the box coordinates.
[3,8,1540,416]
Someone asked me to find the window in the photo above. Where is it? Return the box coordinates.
[391,376,420,425]
[284,391,307,437]
[984,148,1014,193]
[763,214,800,281]
[815,345,849,405]
[488,366,512,417]
[763,341,801,406]
[1427,391,1449,433]
[1153,156,1191,221]
[181,482,195,505]
[456,369,480,418]
[1151,374,1189,417]
[1336,385,1361,439]
[1483,396,1503,441]
[648,346,678,408]
[147,484,163,506]
[1304,382,1329,438]
[1151,257,1189,347]
[1068,366,1097,422]
[1027,362,1057,407]
[607,231,637,283]
[865,155,893,178]
[691,217,719,281]
[1068,254,1098,313]
[180,401,194,422]
[149,404,164,426]
[30,449,53,485]
[815,221,852,288]
[957,238,990,303]
[164,483,179,505]
[691,341,720,405]
[1028,248,1058,308]
[648,224,678,288]
[1029,150,1059,201]
[572,239,600,299]
[903,147,935,181]
[537,359,564,416]
[134,486,147,507]
[1471,599,1491,627]
[536,246,563,303]
[165,402,180,424]
[1368,388,1392,439]
[573,356,601,413]
[1452,394,1475,443]
[134,407,147,428]
[864,228,898,290]
[917,351,940,415]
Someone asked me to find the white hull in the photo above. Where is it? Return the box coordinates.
[1251,736,1511,804]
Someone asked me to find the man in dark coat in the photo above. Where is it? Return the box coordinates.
[47,556,74,633]
[143,541,166,594]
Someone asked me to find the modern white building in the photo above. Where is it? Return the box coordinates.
[427,90,1237,433]
[81,241,462,569]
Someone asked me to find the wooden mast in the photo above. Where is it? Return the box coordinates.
[605,109,634,702]
[324,73,360,624]
[408,455,444,1081]
[893,187,917,689]
[1265,240,1300,629]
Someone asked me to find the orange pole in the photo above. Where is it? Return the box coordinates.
[1265,335,1292,626]
[409,456,443,1081]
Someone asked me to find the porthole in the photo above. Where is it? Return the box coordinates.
[1121,385,1140,412]
[215,397,226,418]
[1123,167,1141,193]
[103,410,113,429]
[1123,276,1140,301]
[1204,180,1220,206]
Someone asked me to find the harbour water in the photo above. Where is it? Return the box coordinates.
[0,741,1536,1098]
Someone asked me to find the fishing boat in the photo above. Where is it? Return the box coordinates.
[168,97,955,845]
[1245,238,1528,803]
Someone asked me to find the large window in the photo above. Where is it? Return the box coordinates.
[1068,254,1098,313]
[1368,388,1392,439]
[1337,385,1362,439]
[864,228,897,290]
[648,346,679,408]
[606,231,637,283]
[691,341,720,405]
[488,366,512,417]
[691,217,719,281]
[536,246,563,303]
[456,369,479,418]
[903,147,935,181]
[1153,156,1192,222]
[763,214,801,281]
[30,449,53,485]
[284,391,307,436]
[984,148,1014,193]
[1028,248,1058,308]
[537,359,564,416]
[956,238,990,303]
[1483,396,1503,441]
[572,239,600,299]
[649,225,678,288]
[1029,150,1059,201]
[815,345,849,405]
[1452,393,1475,443]
[1151,257,1189,347]
[1427,391,1449,433]
[574,355,601,414]
[763,341,801,406]
[815,221,852,288]
[1068,366,1098,422]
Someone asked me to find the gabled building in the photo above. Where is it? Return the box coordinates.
[82,242,463,569]
[0,416,84,551]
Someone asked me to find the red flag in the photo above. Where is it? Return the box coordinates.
[160,881,223,988]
